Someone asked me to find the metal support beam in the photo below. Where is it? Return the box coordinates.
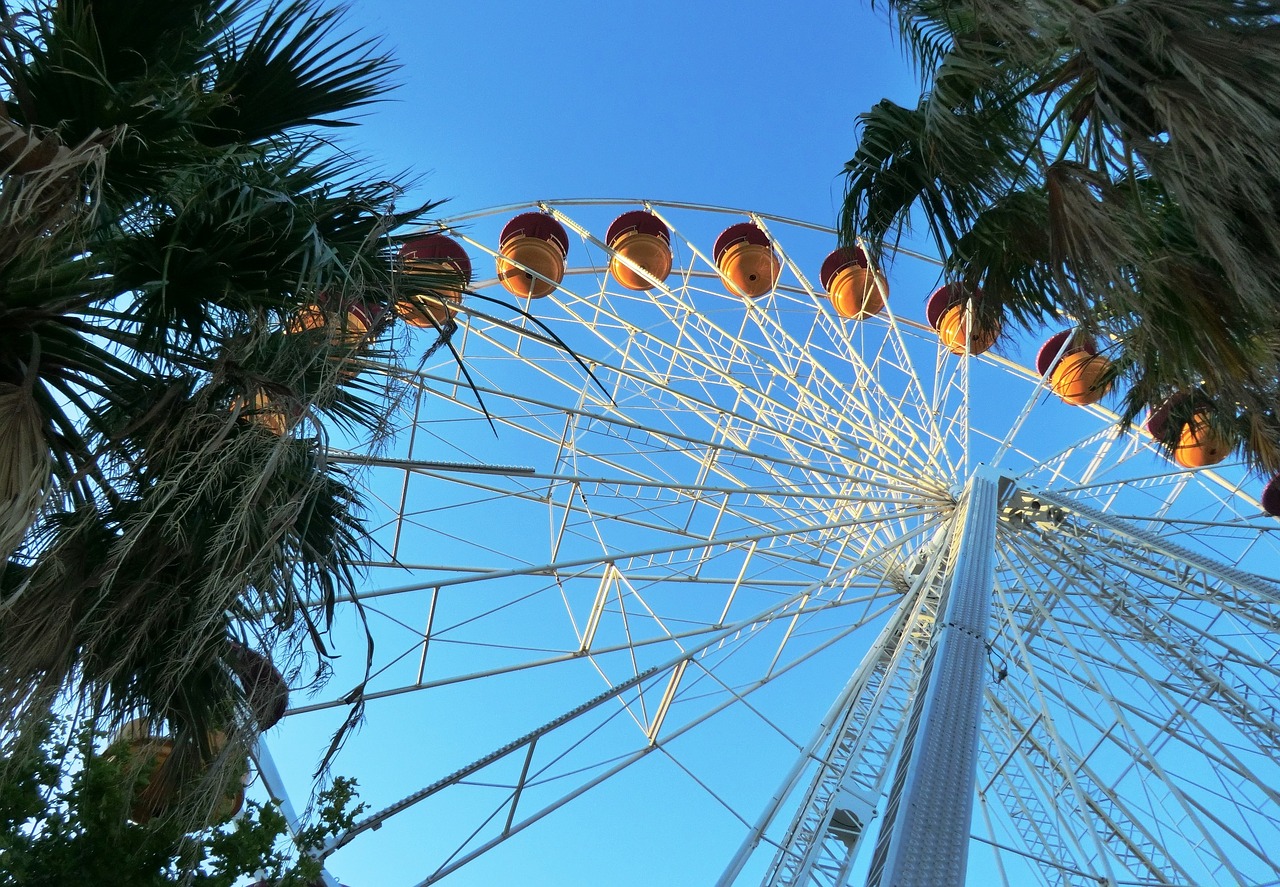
[721,526,952,886]
[254,740,340,887]
[865,469,1000,887]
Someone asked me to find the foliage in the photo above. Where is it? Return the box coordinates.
[0,719,365,886]
[841,0,1280,477]
[0,0,473,806]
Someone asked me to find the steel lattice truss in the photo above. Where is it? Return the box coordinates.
[260,201,1280,887]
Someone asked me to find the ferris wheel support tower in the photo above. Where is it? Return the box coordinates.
[865,469,1001,887]
[731,469,1004,887]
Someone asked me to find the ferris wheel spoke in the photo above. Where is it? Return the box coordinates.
[431,315,952,571]
[394,375,949,575]
[1015,424,1128,493]
[554,207,952,486]
[988,566,1195,883]
[985,602,1132,882]
[1002,667,1244,881]
[323,533,924,885]
[1008,534,1280,766]
[975,714,1097,882]
[1018,424,1257,515]
[1002,537,1280,782]
[1051,468,1266,525]
[725,525,957,886]
[922,345,965,473]
[570,515,942,704]
[977,724,1110,881]
[289,595,865,718]
[1019,486,1280,607]
[384,511,929,602]
[347,503,946,659]
[1022,430,1262,526]
[300,514,940,715]
[988,367,1055,473]
[1013,522,1279,635]
[996,542,1280,882]
[1078,545,1280,649]
[1080,512,1280,537]
[982,691,1186,884]
[959,320,973,476]
[712,241,949,486]
[551,294,940,498]
[411,351,935,504]
[985,574,1128,881]
[731,298,946,489]
[1021,652,1280,882]
[867,294,963,483]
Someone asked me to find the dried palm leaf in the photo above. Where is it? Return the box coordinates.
[0,382,51,563]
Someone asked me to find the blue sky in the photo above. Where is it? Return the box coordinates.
[341,1,918,227]
[265,7,934,884]
[256,4,1280,887]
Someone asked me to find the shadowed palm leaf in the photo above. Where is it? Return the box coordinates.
[842,0,1280,477]
[0,0,452,818]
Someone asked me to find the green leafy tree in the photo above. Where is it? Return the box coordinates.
[0,720,364,886]
[840,0,1280,480]
[0,0,466,805]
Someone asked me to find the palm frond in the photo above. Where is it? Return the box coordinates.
[0,0,439,806]
[845,0,1280,473]
[207,0,397,142]
[947,186,1059,330]
[840,89,1026,266]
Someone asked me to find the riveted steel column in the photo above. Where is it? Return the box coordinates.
[865,470,1000,887]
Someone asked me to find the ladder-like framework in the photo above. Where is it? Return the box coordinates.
[724,471,1003,887]
[723,468,1280,886]
[750,540,948,886]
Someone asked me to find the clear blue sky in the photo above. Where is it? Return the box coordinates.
[256,5,1280,887]
[341,1,918,227]
[264,5,930,885]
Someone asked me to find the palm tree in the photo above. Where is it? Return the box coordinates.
[0,0,455,812]
[839,0,1280,479]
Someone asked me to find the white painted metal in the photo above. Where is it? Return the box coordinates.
[259,202,1280,887]
[864,470,1000,887]
[752,527,952,886]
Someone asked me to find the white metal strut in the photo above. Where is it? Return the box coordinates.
[864,469,1001,887]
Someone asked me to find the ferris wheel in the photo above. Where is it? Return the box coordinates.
[262,200,1280,887]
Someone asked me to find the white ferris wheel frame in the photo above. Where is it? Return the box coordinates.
[255,199,1280,887]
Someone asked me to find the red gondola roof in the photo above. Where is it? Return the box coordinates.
[818,246,869,291]
[713,222,770,264]
[500,212,570,257]
[398,233,473,281]
[606,210,670,245]
[1035,330,1097,377]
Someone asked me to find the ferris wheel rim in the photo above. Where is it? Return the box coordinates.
[421,199,1268,512]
